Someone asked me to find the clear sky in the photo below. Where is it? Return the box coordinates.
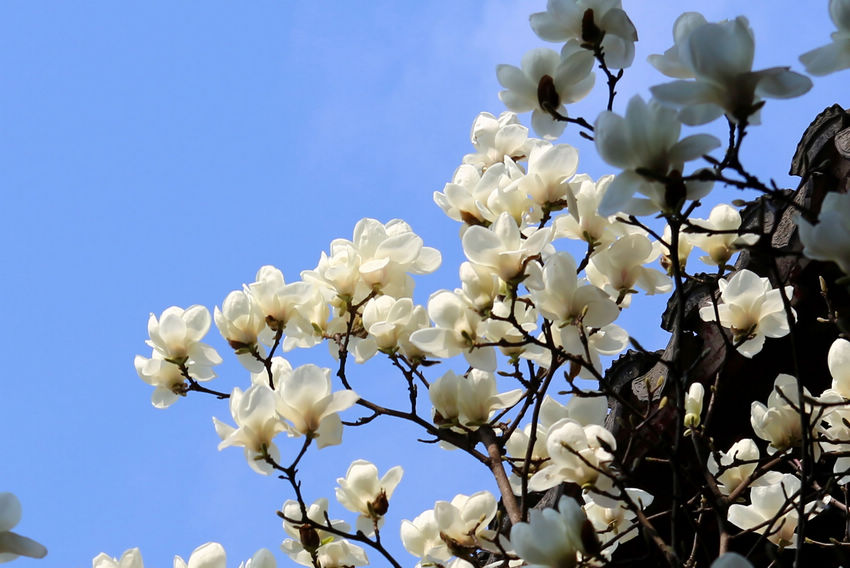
[1,1,846,566]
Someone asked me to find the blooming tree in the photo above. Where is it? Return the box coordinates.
[11,1,850,567]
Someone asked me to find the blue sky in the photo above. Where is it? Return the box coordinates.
[1,1,846,566]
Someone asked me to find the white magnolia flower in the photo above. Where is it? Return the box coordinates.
[315,541,368,568]
[683,382,704,428]
[145,305,222,378]
[584,488,653,555]
[727,473,814,548]
[557,323,629,380]
[814,339,850,483]
[688,204,758,266]
[698,269,794,358]
[280,498,351,567]
[303,218,440,303]
[237,549,276,568]
[400,509,446,562]
[553,174,623,248]
[497,44,595,139]
[510,495,590,568]
[433,492,499,554]
[247,266,322,351]
[360,296,429,361]
[659,224,694,275]
[173,542,226,568]
[93,548,143,568]
[518,142,579,209]
[250,356,293,390]
[459,261,502,313]
[506,396,607,494]
[434,160,525,228]
[335,460,403,536]
[649,13,812,125]
[750,374,817,456]
[595,95,719,216]
[409,289,496,371]
[0,493,46,563]
[134,351,193,408]
[462,111,535,170]
[800,0,850,75]
[276,364,359,448]
[462,212,553,283]
[796,191,850,274]
[707,438,782,496]
[828,338,850,398]
[213,383,288,475]
[429,369,522,430]
[529,418,616,497]
[530,0,637,69]
[529,251,619,328]
[478,297,538,357]
[586,233,673,305]
[215,289,271,371]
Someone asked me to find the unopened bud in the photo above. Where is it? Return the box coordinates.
[369,490,390,517]
[299,525,321,553]
[537,74,560,116]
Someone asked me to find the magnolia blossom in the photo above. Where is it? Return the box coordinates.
[688,204,758,266]
[400,509,445,564]
[496,44,595,139]
[247,266,324,351]
[0,493,47,563]
[280,498,355,567]
[529,251,619,327]
[213,383,288,475]
[518,142,579,209]
[276,364,359,448]
[92,548,143,568]
[173,542,226,568]
[796,190,850,274]
[683,382,704,428]
[584,488,653,555]
[800,0,850,75]
[358,296,429,362]
[708,438,782,495]
[409,289,496,371]
[314,541,368,568]
[586,233,673,305]
[215,289,271,371]
[429,370,522,430]
[649,13,812,124]
[510,495,590,568]
[529,418,616,499]
[659,224,693,275]
[814,339,850,483]
[595,95,719,216]
[505,396,607,493]
[303,218,440,303]
[478,297,538,357]
[459,261,502,312]
[134,352,193,408]
[529,0,638,68]
[553,174,623,248]
[462,212,552,283]
[145,305,222,378]
[698,269,794,358]
[434,160,525,228]
[433,492,499,555]
[750,374,817,456]
[335,460,403,536]
[727,473,813,548]
[462,111,535,170]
